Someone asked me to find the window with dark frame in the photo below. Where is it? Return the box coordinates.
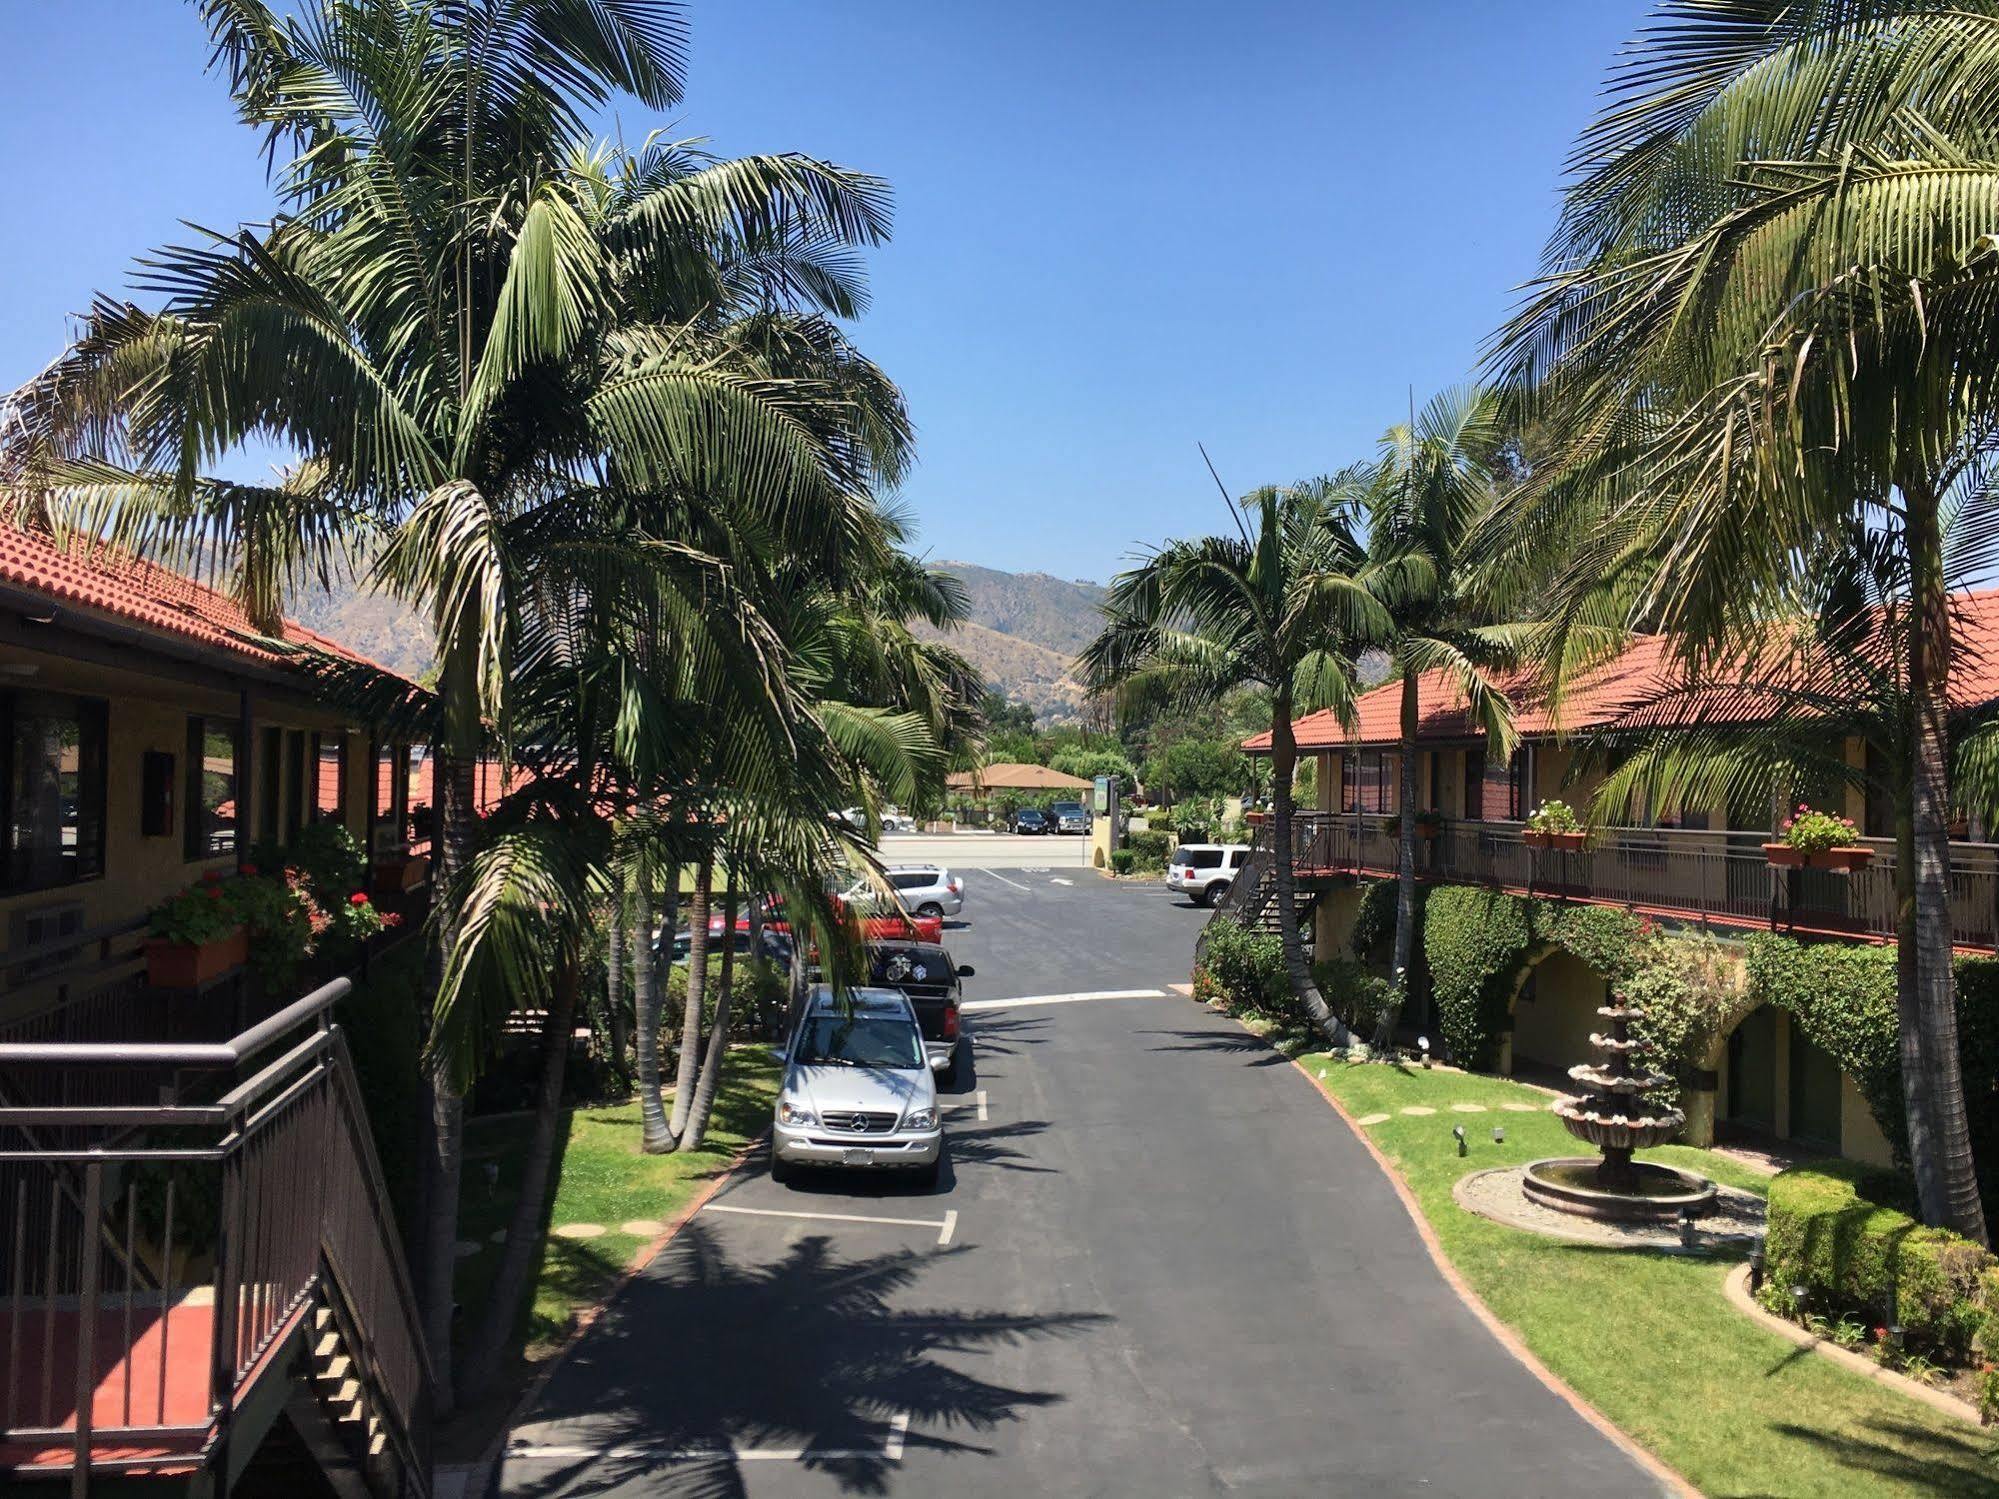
[313,731,347,821]
[1464,744,1485,820]
[184,716,239,860]
[2,691,108,893]
[283,728,307,840]
[257,725,281,842]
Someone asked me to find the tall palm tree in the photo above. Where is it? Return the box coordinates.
[6,0,920,1401]
[1487,0,1999,1242]
[1080,483,1391,1044]
[1352,389,1521,1042]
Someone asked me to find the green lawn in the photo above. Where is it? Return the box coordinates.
[1304,1059,1999,1498]
[455,1048,780,1365]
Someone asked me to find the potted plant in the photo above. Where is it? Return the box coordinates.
[1523,800,1586,850]
[1414,808,1444,841]
[1766,804,1872,871]
[146,874,248,989]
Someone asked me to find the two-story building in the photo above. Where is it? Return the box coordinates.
[1241,597,1999,1169]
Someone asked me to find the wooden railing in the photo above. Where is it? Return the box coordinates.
[0,979,433,1492]
[1281,812,1999,952]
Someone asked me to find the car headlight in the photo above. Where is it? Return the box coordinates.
[778,1099,816,1127]
[903,1106,938,1130]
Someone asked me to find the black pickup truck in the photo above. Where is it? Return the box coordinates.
[865,940,972,1085]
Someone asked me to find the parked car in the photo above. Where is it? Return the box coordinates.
[1166,843,1252,906]
[1009,807,1049,835]
[1049,800,1089,834]
[770,986,942,1186]
[833,882,946,944]
[883,864,963,920]
[662,913,754,962]
[865,939,973,1084]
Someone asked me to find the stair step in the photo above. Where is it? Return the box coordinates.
[315,1353,353,1383]
[325,1377,362,1410]
[313,1330,341,1360]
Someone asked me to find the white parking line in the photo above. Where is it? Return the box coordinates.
[976,867,1031,891]
[943,1088,989,1122]
[961,988,1168,1012]
[509,1414,913,1465]
[1050,876,1073,886]
[703,1202,958,1245]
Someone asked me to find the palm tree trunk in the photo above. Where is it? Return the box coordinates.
[634,882,672,1154]
[459,953,581,1398]
[669,854,713,1141]
[679,867,738,1151]
[1904,477,1989,1242]
[605,879,627,1075]
[745,893,777,1037]
[1376,671,1421,1049]
[419,731,477,1415]
[1269,703,1349,1048]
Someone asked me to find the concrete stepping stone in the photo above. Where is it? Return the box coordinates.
[1355,1112,1392,1126]
[554,1222,605,1240]
[620,1219,664,1237]
[1399,1106,1436,1116]
[1450,1103,1488,1113]
[1500,1101,1545,1112]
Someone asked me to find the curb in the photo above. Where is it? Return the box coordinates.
[450,1127,769,1498]
[1245,1022,1698,1499]
[1450,1166,1762,1257]
[1720,1262,1987,1428]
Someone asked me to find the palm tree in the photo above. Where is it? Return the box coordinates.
[1487,0,1999,1242]
[1347,389,1523,1044]
[1080,483,1391,1044]
[7,0,920,1400]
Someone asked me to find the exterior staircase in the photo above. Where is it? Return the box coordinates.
[1194,821,1322,963]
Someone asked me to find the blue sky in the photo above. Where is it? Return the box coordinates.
[0,1,1643,583]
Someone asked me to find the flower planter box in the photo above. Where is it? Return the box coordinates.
[373,854,430,897]
[1765,843,1873,873]
[1417,824,1442,842]
[1524,830,1586,851]
[146,928,247,990]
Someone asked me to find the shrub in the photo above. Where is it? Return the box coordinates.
[1349,878,1399,963]
[1127,829,1173,869]
[1765,1161,1996,1364]
[1313,954,1395,1037]
[1109,848,1136,875]
[1200,919,1288,1017]
[1525,799,1581,834]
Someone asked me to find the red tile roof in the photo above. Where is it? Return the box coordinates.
[0,524,416,685]
[1245,590,1999,753]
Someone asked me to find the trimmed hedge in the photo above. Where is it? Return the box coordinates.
[1765,1161,1995,1363]
[1348,877,1399,964]
[1197,918,1288,1016]
[1126,829,1173,869]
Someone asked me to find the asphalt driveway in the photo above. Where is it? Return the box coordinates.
[496,872,1663,1497]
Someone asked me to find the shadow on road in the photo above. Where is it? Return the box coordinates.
[504,1221,1110,1498]
[1133,1027,1293,1068]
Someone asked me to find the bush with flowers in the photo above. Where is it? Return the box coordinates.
[1780,803,1860,853]
[1525,799,1582,834]
[148,873,246,947]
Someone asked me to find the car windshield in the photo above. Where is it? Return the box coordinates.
[793,1014,923,1070]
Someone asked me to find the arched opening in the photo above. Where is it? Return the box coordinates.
[1709,1002,1890,1162]
[1503,946,1610,1085]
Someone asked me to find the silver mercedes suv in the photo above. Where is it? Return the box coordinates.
[770,987,943,1187]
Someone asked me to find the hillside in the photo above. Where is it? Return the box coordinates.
[289,558,1112,722]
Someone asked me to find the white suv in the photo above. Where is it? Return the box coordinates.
[1166,844,1251,906]
[884,865,963,920]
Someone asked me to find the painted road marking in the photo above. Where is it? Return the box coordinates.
[977,867,1031,891]
[703,1202,958,1245]
[509,1414,913,1465]
[961,988,1167,1012]
[943,1088,989,1122]
[1050,876,1074,885]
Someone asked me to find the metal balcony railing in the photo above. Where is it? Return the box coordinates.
[0,977,433,1492]
[1279,812,1999,952]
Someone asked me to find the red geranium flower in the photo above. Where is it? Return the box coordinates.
[349,891,370,907]
[241,863,258,877]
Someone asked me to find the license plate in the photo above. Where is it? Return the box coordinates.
[841,1148,875,1166]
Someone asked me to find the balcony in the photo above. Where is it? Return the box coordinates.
[1281,812,1999,952]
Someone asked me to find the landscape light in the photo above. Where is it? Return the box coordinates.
[1418,1036,1432,1069]
[1749,1240,1765,1291]
[1452,1124,1467,1157]
[1492,1125,1505,1145]
[1678,1206,1696,1249]
[1791,1284,1809,1316]
[1886,1324,1905,1353]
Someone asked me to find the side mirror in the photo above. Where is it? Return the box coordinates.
[956,964,975,979]
[767,1046,788,1063]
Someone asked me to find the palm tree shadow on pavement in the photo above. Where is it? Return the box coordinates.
[500,1220,1110,1498]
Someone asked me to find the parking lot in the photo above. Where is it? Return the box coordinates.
[497,872,1657,1498]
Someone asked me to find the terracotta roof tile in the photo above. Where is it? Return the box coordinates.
[0,524,416,685]
[1245,590,1999,753]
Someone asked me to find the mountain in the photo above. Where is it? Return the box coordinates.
[290,559,1112,723]
[921,562,1107,723]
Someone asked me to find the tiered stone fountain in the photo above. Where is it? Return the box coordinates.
[1522,994,1718,1222]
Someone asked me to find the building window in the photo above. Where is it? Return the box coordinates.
[284,729,307,840]
[374,741,409,852]
[257,725,281,842]
[185,717,239,860]
[1464,745,1485,819]
[2,692,108,893]
[313,732,347,821]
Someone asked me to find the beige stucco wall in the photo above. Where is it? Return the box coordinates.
[1841,1073,1896,1167]
[0,639,382,962]
[1314,882,1363,956]
[1509,947,1607,1073]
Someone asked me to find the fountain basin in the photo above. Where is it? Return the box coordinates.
[1553,1101,1686,1150]
[1521,1157,1718,1222]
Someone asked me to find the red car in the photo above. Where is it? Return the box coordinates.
[761,891,944,947]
